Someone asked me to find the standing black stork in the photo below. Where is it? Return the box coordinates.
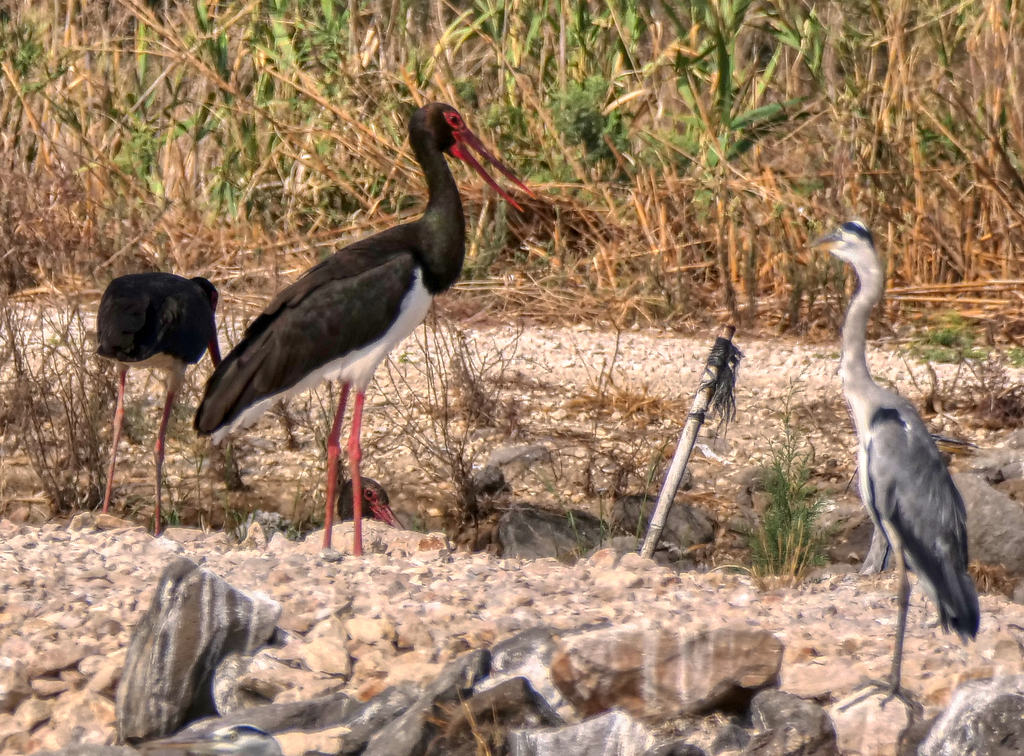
[97,273,222,535]
[194,103,532,554]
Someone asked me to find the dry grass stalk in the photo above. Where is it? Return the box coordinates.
[0,0,1018,328]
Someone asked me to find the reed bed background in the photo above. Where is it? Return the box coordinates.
[0,0,1021,329]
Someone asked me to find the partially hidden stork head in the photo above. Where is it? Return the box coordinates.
[339,477,403,529]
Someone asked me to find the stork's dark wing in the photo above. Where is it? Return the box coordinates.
[194,227,419,434]
[96,288,151,361]
[866,403,980,640]
[97,273,215,365]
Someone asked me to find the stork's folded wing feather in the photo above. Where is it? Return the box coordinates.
[195,232,419,434]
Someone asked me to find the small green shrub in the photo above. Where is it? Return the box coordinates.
[749,389,828,583]
[552,76,629,175]
[913,312,988,363]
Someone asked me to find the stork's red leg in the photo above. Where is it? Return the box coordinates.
[102,368,128,514]
[347,392,366,557]
[153,387,176,537]
[323,384,350,549]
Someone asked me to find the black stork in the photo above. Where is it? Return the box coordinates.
[339,477,402,528]
[194,102,532,554]
[97,272,222,535]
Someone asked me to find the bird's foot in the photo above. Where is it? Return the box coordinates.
[838,678,915,712]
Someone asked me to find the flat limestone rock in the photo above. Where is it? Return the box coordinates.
[829,688,914,756]
[115,557,282,742]
[550,625,783,720]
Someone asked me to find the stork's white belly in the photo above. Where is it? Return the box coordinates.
[212,271,433,443]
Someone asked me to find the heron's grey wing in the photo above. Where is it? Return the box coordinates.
[866,405,979,639]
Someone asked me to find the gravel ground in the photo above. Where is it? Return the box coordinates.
[2,516,1024,752]
[3,319,1013,542]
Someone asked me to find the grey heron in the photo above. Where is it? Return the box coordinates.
[140,724,282,756]
[813,220,980,697]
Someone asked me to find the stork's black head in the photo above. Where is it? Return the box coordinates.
[191,277,219,312]
[409,102,533,211]
[411,103,460,154]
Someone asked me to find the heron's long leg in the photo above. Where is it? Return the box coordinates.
[322,384,350,549]
[347,392,366,557]
[153,386,176,537]
[102,368,128,514]
[889,546,911,695]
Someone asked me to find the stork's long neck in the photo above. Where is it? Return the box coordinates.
[414,144,465,293]
[840,255,885,403]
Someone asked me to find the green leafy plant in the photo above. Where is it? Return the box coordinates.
[749,386,828,584]
[1008,347,1024,369]
[913,313,988,364]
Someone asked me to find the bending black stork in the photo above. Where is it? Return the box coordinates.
[97,273,221,535]
[339,477,402,528]
[194,102,532,554]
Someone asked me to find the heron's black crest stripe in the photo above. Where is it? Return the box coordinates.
[841,220,874,245]
[230,725,271,735]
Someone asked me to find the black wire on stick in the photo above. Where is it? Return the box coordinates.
[640,325,742,559]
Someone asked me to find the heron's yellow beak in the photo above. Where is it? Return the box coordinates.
[809,229,843,248]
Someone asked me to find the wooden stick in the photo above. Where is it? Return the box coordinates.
[641,325,739,559]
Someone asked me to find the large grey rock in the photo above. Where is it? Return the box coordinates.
[744,689,837,755]
[363,649,491,756]
[508,709,659,755]
[611,493,714,562]
[180,686,416,754]
[953,474,1024,576]
[551,626,783,720]
[115,558,282,742]
[969,447,1024,484]
[469,465,512,499]
[498,506,605,561]
[211,652,272,714]
[36,748,138,756]
[710,724,750,754]
[182,691,354,735]
[487,444,553,471]
[426,677,563,756]
[475,627,572,717]
[920,676,1024,756]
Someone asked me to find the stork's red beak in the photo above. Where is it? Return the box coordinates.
[448,128,534,212]
[372,501,404,529]
[208,338,222,367]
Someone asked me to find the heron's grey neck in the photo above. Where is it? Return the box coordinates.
[840,256,885,396]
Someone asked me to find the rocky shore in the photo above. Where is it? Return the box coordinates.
[2,516,1024,754]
